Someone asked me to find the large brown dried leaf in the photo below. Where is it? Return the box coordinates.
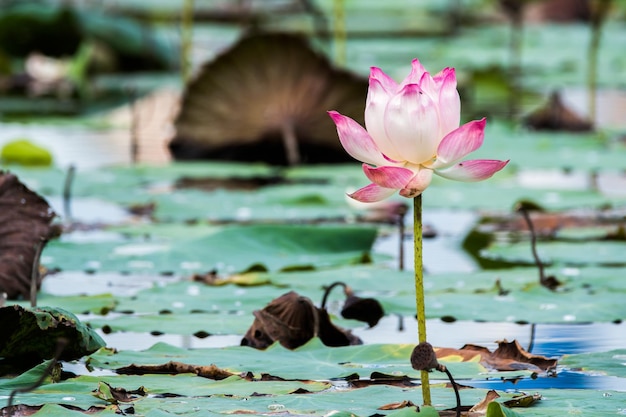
[436,339,557,372]
[170,32,368,165]
[241,291,362,349]
[0,171,55,299]
[241,291,317,349]
[93,381,147,404]
[468,389,501,415]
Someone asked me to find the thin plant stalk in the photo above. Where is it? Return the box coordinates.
[398,209,405,271]
[332,0,346,65]
[508,4,523,120]
[442,366,461,417]
[413,194,431,405]
[281,119,300,166]
[518,207,545,285]
[129,88,139,165]
[527,322,536,353]
[30,239,44,308]
[588,0,612,126]
[63,164,75,223]
[517,204,560,290]
[320,281,347,309]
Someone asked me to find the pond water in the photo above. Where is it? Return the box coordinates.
[34,198,626,391]
[3,108,625,392]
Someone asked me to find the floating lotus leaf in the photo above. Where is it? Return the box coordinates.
[0,305,105,375]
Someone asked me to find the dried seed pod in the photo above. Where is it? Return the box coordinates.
[410,342,442,372]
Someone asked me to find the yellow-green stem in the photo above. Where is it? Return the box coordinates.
[413,194,431,405]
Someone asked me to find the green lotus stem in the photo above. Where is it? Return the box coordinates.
[63,164,75,222]
[413,194,431,405]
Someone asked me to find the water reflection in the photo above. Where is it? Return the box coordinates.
[466,371,626,391]
[374,208,479,274]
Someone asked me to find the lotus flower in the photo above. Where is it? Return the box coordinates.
[328,59,509,202]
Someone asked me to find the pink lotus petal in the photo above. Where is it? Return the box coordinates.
[432,67,455,88]
[400,58,427,86]
[362,164,415,189]
[433,118,486,169]
[348,183,397,202]
[417,71,438,102]
[435,68,461,137]
[365,78,401,161]
[328,111,389,166]
[384,83,440,165]
[399,168,433,198]
[370,66,398,94]
[434,159,509,182]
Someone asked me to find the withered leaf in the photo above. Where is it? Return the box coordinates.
[116,361,235,380]
[93,381,146,404]
[316,306,362,347]
[0,171,56,300]
[340,294,384,328]
[241,291,362,350]
[468,389,501,415]
[0,404,111,416]
[0,404,43,416]
[503,392,542,408]
[436,339,557,372]
[349,373,416,388]
[377,400,417,410]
